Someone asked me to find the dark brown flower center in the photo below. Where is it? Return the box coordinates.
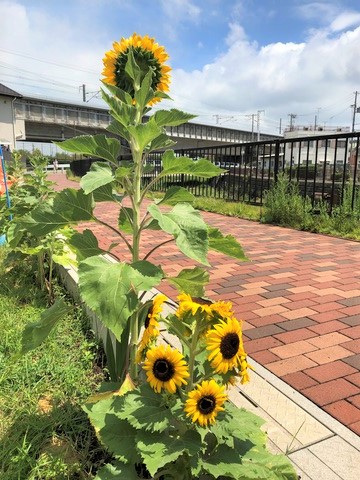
[198,395,216,415]
[145,306,154,329]
[220,333,239,359]
[153,358,174,382]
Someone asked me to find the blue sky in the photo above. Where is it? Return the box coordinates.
[1,0,360,134]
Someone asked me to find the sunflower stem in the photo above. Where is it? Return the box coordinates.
[129,100,145,382]
[186,318,202,392]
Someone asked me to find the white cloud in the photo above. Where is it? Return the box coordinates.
[225,22,248,45]
[296,2,339,23]
[171,21,360,132]
[160,0,201,23]
[0,0,104,100]
[330,11,360,32]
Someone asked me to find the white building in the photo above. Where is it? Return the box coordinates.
[283,125,352,167]
[0,84,24,151]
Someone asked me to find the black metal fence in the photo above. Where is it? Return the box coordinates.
[145,131,360,212]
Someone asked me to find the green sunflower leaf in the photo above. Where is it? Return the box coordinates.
[159,150,225,179]
[93,183,117,203]
[157,186,195,205]
[55,134,120,165]
[6,223,25,248]
[154,109,196,127]
[101,88,136,126]
[154,90,172,101]
[136,429,202,477]
[118,207,134,234]
[21,298,72,354]
[147,203,209,265]
[208,227,248,261]
[94,461,140,480]
[224,402,265,441]
[69,229,105,261]
[78,258,139,341]
[241,448,298,480]
[116,384,174,433]
[135,69,155,111]
[78,257,162,340]
[101,81,133,105]
[128,117,163,151]
[131,261,164,289]
[125,48,141,83]
[115,166,133,179]
[20,189,94,236]
[146,133,177,152]
[168,267,209,297]
[83,395,115,431]
[80,162,114,195]
[84,395,139,464]
[199,442,250,479]
[107,119,131,142]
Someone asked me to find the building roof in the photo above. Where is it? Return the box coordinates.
[0,83,22,98]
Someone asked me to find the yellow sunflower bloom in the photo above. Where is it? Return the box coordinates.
[206,317,248,374]
[209,300,234,320]
[136,294,167,362]
[102,32,171,105]
[184,380,227,427]
[175,293,213,318]
[143,344,189,394]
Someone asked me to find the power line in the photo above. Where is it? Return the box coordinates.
[0,47,99,74]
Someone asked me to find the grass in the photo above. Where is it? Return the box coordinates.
[65,170,81,182]
[0,249,107,480]
[192,196,261,221]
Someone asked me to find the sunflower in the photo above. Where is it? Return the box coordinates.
[143,344,189,393]
[206,317,247,374]
[175,293,213,319]
[209,300,234,320]
[136,294,167,362]
[184,380,227,427]
[102,33,171,105]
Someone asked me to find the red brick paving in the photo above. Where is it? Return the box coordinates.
[50,173,360,436]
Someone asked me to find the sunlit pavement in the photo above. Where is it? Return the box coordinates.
[50,173,360,439]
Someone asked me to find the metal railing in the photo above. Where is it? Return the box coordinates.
[143,131,360,211]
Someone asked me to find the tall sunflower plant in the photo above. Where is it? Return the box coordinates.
[19,34,297,479]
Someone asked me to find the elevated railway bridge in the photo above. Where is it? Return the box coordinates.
[0,83,280,151]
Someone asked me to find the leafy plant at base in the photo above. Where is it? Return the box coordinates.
[18,33,298,479]
[84,295,296,479]
[0,149,75,301]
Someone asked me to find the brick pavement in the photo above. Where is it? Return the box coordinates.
[50,172,360,436]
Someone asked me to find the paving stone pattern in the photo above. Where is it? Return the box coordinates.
[51,173,360,436]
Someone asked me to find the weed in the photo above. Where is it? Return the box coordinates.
[0,248,107,480]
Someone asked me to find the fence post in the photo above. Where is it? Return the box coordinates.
[274,140,280,183]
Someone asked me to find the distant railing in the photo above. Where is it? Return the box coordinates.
[144,131,360,211]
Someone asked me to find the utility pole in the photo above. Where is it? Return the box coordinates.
[314,107,321,130]
[213,114,236,125]
[245,114,256,141]
[79,84,86,102]
[351,91,359,132]
[279,118,282,135]
[288,113,297,131]
[256,110,265,141]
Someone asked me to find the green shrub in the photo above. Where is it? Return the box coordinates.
[262,173,311,228]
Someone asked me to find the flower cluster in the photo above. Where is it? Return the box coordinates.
[137,293,250,427]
